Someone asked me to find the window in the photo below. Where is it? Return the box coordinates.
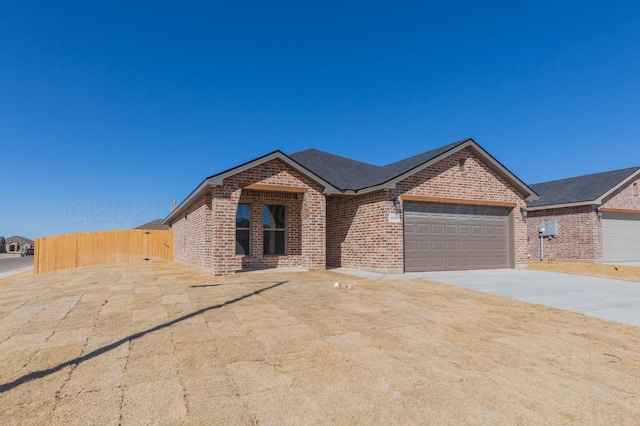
[263,204,285,255]
[236,203,250,255]
[634,182,639,196]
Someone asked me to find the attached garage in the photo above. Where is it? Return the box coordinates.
[602,212,640,262]
[527,166,640,263]
[404,202,514,272]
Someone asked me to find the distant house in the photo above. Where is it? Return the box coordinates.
[0,236,5,253]
[527,167,640,262]
[5,236,34,253]
[135,219,170,231]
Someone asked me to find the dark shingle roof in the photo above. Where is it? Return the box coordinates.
[527,167,640,208]
[135,219,171,230]
[290,139,468,191]
[165,138,537,224]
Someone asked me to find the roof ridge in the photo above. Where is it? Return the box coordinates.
[530,166,640,187]
[290,148,380,168]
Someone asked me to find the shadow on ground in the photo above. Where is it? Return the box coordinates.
[0,280,287,393]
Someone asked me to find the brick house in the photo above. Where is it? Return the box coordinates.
[527,167,640,262]
[163,138,537,275]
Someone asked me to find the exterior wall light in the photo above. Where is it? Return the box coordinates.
[520,207,527,219]
[393,197,402,213]
[596,207,602,219]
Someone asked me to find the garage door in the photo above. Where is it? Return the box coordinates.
[602,212,640,262]
[404,202,512,272]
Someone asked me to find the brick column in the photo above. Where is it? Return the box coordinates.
[301,191,326,270]
[211,186,241,275]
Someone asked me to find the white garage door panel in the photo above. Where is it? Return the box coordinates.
[602,212,640,261]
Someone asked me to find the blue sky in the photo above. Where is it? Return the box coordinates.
[2,0,639,239]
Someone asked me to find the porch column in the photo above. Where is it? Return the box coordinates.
[210,186,241,275]
[301,191,326,270]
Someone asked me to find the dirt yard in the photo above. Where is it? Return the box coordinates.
[1,263,640,425]
[529,260,640,282]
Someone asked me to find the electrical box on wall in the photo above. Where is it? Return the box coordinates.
[538,220,558,237]
[539,220,558,237]
[545,220,558,236]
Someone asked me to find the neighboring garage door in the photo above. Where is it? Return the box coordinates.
[602,212,640,262]
[404,202,512,272]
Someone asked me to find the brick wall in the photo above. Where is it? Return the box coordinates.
[172,158,326,275]
[327,191,403,273]
[396,148,529,268]
[327,148,529,272]
[171,149,531,275]
[171,194,213,270]
[527,206,601,261]
[239,190,303,270]
[602,176,640,210]
[526,175,640,262]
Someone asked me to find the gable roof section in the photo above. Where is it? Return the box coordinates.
[165,139,538,225]
[287,148,382,190]
[290,138,537,200]
[164,151,341,224]
[527,166,640,210]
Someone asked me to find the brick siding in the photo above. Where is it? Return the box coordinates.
[327,191,403,273]
[171,194,212,270]
[327,148,529,272]
[171,148,531,275]
[602,176,640,210]
[527,175,640,262]
[169,158,326,275]
[527,206,601,261]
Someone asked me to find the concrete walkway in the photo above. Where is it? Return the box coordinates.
[335,268,640,327]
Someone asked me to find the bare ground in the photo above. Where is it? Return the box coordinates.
[529,260,640,282]
[1,262,639,425]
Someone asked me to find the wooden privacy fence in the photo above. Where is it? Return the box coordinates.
[34,229,173,274]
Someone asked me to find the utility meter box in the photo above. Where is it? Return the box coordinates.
[539,220,558,237]
[545,220,558,236]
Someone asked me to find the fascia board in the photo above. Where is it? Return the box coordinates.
[164,151,343,224]
[348,140,539,201]
[163,180,211,224]
[464,141,539,201]
[526,201,598,211]
[208,152,341,194]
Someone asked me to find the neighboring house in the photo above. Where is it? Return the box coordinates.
[135,219,171,230]
[5,236,34,253]
[0,236,5,253]
[527,167,640,262]
[163,138,537,275]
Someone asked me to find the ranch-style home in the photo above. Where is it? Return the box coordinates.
[527,167,640,262]
[4,236,34,253]
[163,138,538,275]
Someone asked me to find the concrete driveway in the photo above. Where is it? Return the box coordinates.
[337,268,640,327]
